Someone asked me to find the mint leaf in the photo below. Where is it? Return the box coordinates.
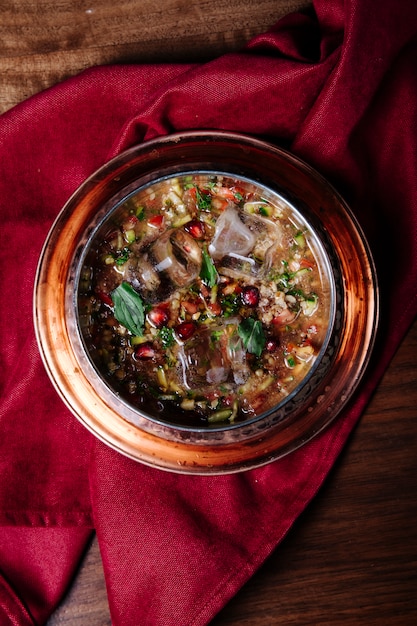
[200,248,218,287]
[238,318,266,357]
[112,282,145,336]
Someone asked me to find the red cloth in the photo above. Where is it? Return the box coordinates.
[1,0,417,623]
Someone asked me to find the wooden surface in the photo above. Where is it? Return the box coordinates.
[0,0,307,115]
[2,1,416,624]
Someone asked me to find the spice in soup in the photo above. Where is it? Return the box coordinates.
[78,173,331,426]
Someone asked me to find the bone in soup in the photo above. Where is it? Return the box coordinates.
[77,173,332,427]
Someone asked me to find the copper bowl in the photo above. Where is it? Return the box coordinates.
[33,131,378,474]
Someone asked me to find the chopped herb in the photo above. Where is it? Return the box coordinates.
[195,187,212,211]
[112,282,145,336]
[221,293,241,317]
[238,317,266,357]
[287,288,305,298]
[114,248,131,266]
[285,354,296,368]
[277,272,292,291]
[200,248,218,287]
[158,326,175,348]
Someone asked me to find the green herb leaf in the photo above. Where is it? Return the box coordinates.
[195,187,212,211]
[200,248,218,287]
[238,317,266,357]
[112,282,145,336]
[114,248,131,266]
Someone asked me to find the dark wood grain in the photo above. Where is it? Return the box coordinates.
[2,1,416,624]
[212,318,417,625]
[0,0,309,115]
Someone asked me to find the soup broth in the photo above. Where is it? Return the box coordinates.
[77,173,332,427]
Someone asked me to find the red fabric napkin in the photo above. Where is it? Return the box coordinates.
[1,0,417,624]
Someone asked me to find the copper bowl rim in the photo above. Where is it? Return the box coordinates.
[33,130,379,474]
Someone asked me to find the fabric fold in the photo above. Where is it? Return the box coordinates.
[0,529,93,625]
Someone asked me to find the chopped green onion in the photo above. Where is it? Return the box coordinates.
[208,408,233,423]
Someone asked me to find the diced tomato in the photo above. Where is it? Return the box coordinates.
[211,197,229,211]
[215,187,236,200]
[148,214,164,228]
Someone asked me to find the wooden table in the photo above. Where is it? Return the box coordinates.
[2,2,416,624]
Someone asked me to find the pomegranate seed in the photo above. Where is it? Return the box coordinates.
[241,285,260,307]
[175,321,196,341]
[265,338,280,352]
[134,342,156,360]
[148,306,169,328]
[185,219,205,240]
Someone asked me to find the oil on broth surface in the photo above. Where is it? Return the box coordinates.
[78,173,331,427]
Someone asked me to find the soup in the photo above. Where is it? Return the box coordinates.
[77,173,332,427]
